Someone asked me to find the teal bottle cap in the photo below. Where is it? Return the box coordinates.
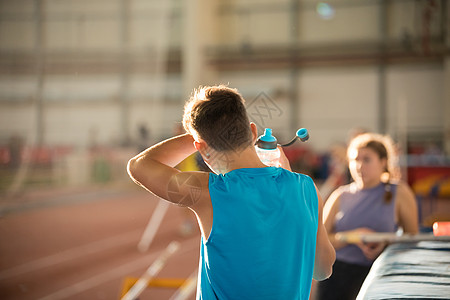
[296,128,309,142]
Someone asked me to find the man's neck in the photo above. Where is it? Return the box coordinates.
[215,146,267,173]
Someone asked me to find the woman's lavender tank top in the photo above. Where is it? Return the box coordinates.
[334,182,397,266]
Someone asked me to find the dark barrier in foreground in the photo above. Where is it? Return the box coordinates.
[357,241,450,299]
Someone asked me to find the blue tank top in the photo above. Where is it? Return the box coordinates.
[196,167,319,300]
[335,182,397,266]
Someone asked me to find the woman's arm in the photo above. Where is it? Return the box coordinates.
[395,182,419,234]
[323,188,349,250]
[313,185,336,281]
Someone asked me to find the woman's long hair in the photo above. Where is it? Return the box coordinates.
[347,133,400,203]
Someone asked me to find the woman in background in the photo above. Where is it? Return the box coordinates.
[316,133,419,300]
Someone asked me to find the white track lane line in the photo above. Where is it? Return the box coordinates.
[37,237,199,300]
[169,270,198,300]
[121,241,180,300]
[0,229,143,280]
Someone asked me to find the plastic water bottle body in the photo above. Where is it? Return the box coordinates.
[255,146,281,167]
[255,128,280,167]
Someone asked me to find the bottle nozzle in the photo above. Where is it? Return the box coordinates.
[262,128,274,140]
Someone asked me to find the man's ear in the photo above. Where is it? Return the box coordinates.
[194,139,211,161]
[250,122,259,144]
[193,140,202,152]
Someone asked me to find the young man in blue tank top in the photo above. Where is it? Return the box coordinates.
[127,85,335,299]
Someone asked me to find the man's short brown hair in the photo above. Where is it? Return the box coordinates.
[182,85,253,152]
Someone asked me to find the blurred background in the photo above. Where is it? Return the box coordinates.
[0,0,449,190]
[0,0,449,299]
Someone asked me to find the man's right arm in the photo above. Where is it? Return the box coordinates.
[313,185,336,281]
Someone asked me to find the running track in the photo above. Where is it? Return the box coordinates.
[0,185,200,300]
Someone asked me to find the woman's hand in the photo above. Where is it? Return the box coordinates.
[353,227,386,261]
[359,241,387,261]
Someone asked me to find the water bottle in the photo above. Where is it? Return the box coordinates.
[255,128,281,167]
